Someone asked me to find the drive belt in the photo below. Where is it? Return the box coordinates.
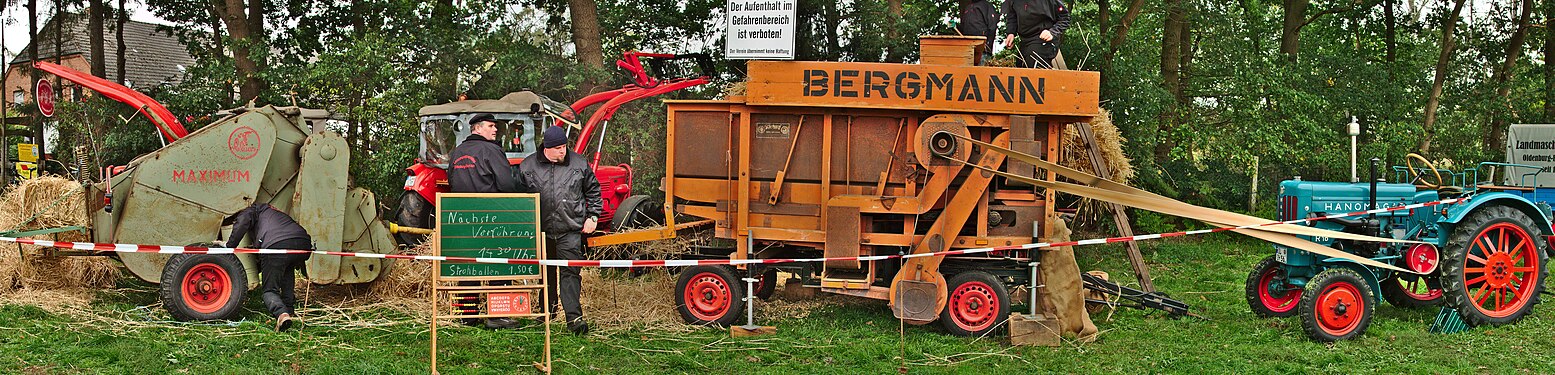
[937,131,1416,274]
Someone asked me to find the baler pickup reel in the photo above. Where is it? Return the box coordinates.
[928,131,1422,274]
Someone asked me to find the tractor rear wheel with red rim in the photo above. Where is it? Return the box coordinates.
[1245,255,1302,318]
[159,252,248,321]
[1298,268,1375,342]
[1380,274,1442,308]
[939,271,1010,337]
[674,265,745,327]
[1441,206,1548,326]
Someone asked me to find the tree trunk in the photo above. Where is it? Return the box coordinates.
[116,0,126,84]
[1418,0,1467,154]
[217,0,265,103]
[1280,0,1309,61]
[27,0,42,148]
[826,0,842,60]
[1099,0,1111,36]
[568,0,605,69]
[1545,0,1555,121]
[1101,0,1146,85]
[351,0,367,38]
[1482,0,1534,156]
[1154,0,1188,164]
[1385,0,1396,122]
[885,0,905,62]
[89,0,105,77]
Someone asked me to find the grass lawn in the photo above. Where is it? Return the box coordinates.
[3,236,1554,374]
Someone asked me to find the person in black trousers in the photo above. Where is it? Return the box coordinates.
[447,113,524,329]
[1002,0,1071,69]
[224,202,312,332]
[515,125,603,336]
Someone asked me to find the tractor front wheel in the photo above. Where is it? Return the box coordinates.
[1441,206,1548,326]
[394,191,433,246]
[1245,255,1301,318]
[159,253,248,322]
[674,265,745,327]
[1298,268,1375,342]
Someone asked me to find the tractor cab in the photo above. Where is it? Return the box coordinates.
[415,91,572,168]
[396,91,572,244]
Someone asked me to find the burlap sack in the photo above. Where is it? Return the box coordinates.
[1038,214,1098,342]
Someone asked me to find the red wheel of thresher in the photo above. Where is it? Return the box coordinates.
[1463,222,1540,318]
[1256,267,1301,314]
[181,263,233,314]
[948,280,999,332]
[1315,280,1365,337]
[683,271,732,322]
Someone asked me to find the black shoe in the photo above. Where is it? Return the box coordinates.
[276,313,295,332]
[485,317,520,329]
[567,319,590,336]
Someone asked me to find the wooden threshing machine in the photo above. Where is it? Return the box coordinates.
[591,37,1100,336]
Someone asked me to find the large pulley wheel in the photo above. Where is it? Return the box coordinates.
[1245,255,1301,318]
[1298,268,1375,342]
[939,271,1011,337]
[394,191,433,246]
[674,265,745,327]
[159,252,248,322]
[1441,206,1548,326]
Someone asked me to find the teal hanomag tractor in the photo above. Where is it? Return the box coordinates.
[1247,156,1552,341]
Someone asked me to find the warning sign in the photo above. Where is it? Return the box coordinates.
[725,0,796,60]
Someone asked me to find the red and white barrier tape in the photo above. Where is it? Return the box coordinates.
[0,197,1467,267]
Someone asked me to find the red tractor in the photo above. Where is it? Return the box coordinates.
[396,52,713,244]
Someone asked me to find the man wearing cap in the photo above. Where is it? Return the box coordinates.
[514,125,603,335]
[447,114,517,194]
[446,113,522,329]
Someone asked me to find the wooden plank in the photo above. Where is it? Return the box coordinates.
[745,61,1100,117]
[1074,123,1156,293]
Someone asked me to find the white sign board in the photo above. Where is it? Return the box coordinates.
[725,0,797,60]
[1505,124,1555,187]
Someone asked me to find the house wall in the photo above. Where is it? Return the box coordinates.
[3,55,91,107]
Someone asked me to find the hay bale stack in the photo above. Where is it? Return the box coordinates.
[1061,109,1135,226]
[0,176,121,294]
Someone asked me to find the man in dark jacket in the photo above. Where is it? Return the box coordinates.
[958,0,999,64]
[446,113,523,329]
[448,114,516,194]
[223,202,312,332]
[1002,0,1071,69]
[515,125,603,335]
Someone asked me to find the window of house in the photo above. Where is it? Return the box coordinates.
[12,90,22,104]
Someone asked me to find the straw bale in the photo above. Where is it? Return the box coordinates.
[1060,109,1136,226]
[0,176,120,295]
[364,242,433,301]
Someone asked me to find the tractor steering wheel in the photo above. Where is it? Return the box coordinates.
[1405,153,1444,189]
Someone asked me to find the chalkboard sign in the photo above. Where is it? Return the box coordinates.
[435,193,542,278]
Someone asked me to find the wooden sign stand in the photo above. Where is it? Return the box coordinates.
[429,193,552,374]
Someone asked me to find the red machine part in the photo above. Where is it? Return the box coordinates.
[33,61,188,144]
[405,162,448,205]
[1405,243,1440,274]
[560,51,710,227]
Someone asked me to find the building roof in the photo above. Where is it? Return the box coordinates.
[7,13,196,88]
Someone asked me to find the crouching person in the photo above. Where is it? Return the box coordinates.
[224,202,313,332]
